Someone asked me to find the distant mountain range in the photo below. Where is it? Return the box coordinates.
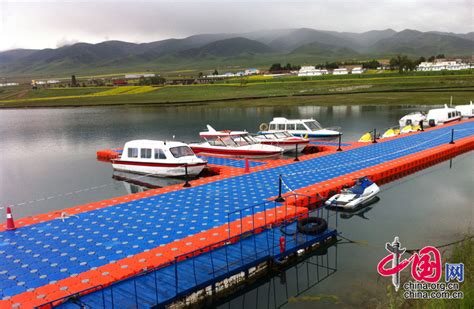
[1,28,472,77]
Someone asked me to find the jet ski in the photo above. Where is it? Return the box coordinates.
[325,176,380,209]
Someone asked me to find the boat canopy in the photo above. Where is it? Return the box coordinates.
[269,118,323,131]
[199,125,248,137]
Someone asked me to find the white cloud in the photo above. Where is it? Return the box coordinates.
[56,37,79,48]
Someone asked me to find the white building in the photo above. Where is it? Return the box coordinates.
[0,82,19,87]
[47,80,60,84]
[416,61,471,72]
[351,67,364,74]
[298,66,323,76]
[244,68,260,75]
[333,68,349,75]
[125,74,142,79]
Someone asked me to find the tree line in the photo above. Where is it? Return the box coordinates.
[266,53,448,74]
[389,54,445,73]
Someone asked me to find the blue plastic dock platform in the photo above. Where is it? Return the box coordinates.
[0,120,473,307]
[57,213,337,308]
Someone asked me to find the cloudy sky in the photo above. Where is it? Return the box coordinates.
[1,0,473,51]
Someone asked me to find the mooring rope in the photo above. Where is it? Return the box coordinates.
[337,234,474,254]
[405,235,474,254]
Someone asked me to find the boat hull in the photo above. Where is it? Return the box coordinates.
[190,146,282,159]
[290,132,339,140]
[259,140,309,152]
[111,160,206,177]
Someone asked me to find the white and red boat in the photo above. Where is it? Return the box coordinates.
[111,140,207,177]
[255,131,309,153]
[189,125,284,158]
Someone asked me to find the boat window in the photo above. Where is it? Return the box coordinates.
[448,112,452,118]
[206,137,225,146]
[231,134,256,146]
[286,124,296,130]
[141,148,152,159]
[296,123,306,130]
[269,124,276,130]
[128,147,138,158]
[154,149,167,159]
[277,124,285,130]
[170,146,195,158]
[304,121,322,131]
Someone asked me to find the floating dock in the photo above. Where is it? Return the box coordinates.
[1,119,473,308]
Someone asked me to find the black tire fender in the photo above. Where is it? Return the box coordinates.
[297,217,328,235]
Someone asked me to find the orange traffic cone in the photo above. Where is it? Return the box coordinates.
[6,207,15,231]
[244,158,250,173]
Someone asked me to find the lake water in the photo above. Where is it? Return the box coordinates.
[1,104,473,307]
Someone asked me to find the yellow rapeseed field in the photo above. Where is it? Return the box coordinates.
[1,86,158,103]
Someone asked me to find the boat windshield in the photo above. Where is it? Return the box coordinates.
[169,146,195,158]
[231,134,257,146]
[274,131,292,138]
[205,136,238,147]
[304,120,323,131]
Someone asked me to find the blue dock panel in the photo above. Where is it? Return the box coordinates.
[0,121,473,300]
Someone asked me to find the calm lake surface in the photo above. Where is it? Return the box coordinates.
[1,104,473,307]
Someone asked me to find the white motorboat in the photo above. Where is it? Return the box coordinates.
[455,101,474,118]
[189,125,284,158]
[260,117,341,140]
[399,112,426,127]
[325,177,380,209]
[426,105,462,127]
[254,131,309,153]
[111,140,207,177]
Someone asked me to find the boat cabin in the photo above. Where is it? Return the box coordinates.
[455,101,474,118]
[121,140,196,161]
[268,118,323,132]
[426,105,462,127]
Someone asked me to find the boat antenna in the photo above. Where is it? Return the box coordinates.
[172,135,175,140]
[450,96,453,107]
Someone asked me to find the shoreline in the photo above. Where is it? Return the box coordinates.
[1,87,473,109]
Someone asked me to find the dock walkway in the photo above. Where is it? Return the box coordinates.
[0,119,473,308]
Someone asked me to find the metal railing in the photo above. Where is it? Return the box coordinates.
[37,191,328,309]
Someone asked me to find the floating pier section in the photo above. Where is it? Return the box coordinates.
[1,119,473,308]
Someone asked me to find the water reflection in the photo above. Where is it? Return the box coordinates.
[112,171,184,194]
[217,243,338,309]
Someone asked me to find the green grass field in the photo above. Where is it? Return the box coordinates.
[1,73,473,108]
